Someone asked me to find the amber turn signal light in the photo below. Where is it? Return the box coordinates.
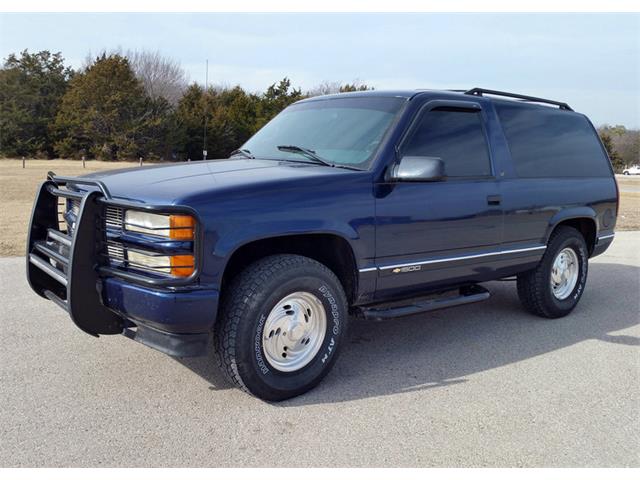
[170,215,195,240]
[170,254,195,277]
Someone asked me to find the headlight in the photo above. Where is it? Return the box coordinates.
[124,211,195,240]
[126,250,195,277]
[122,211,196,278]
[127,250,172,269]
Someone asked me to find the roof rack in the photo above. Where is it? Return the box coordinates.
[464,88,573,111]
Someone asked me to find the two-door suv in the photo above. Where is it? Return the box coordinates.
[27,88,618,401]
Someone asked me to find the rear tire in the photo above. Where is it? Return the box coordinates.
[517,226,589,319]
[214,254,348,401]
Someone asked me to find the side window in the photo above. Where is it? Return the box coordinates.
[495,102,611,178]
[402,108,492,177]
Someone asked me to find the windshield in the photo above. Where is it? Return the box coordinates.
[241,96,406,169]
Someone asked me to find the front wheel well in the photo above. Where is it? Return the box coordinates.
[549,217,596,255]
[220,234,358,305]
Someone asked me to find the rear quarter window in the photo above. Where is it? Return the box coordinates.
[495,102,611,178]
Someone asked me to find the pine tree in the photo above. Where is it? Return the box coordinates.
[54,54,172,160]
[599,131,624,173]
[0,50,73,158]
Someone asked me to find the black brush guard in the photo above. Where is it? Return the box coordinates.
[26,173,210,356]
[26,174,123,336]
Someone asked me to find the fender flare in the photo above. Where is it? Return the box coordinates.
[214,221,360,261]
[544,207,598,245]
[213,223,362,291]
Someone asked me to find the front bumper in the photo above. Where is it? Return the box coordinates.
[102,277,218,334]
[26,173,214,357]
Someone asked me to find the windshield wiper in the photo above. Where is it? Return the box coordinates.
[229,148,255,159]
[277,145,334,167]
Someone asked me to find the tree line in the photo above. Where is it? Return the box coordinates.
[597,126,640,173]
[0,49,637,171]
[0,49,370,162]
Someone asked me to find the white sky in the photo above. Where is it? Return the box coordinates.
[1,12,638,127]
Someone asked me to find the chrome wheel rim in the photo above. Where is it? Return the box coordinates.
[550,247,579,300]
[262,292,327,372]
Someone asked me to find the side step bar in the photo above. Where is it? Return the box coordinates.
[361,285,490,321]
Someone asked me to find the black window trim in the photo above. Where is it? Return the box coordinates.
[394,99,497,181]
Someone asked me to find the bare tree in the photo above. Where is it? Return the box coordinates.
[125,50,188,106]
[306,79,373,97]
[306,80,342,97]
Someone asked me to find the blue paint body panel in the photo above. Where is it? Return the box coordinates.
[73,89,618,336]
[102,277,219,334]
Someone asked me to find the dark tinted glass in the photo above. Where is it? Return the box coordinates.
[495,103,611,177]
[402,108,491,177]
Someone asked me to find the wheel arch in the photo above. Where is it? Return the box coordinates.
[545,209,597,255]
[219,232,359,308]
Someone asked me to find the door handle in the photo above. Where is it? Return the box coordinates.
[487,195,502,206]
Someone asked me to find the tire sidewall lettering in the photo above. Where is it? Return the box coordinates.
[254,313,270,375]
[572,243,587,301]
[318,284,341,363]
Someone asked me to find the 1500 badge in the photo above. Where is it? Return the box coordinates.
[392,265,422,274]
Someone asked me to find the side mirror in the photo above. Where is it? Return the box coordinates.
[390,156,445,182]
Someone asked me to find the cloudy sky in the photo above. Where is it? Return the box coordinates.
[1,12,638,127]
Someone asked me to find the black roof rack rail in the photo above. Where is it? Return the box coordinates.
[464,88,573,111]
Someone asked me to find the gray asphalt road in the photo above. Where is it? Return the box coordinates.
[1,233,639,467]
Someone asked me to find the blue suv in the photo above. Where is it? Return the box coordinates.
[27,88,618,400]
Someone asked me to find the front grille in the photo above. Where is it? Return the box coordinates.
[105,206,124,230]
[102,207,191,277]
[104,207,125,268]
[106,241,125,263]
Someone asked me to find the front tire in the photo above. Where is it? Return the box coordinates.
[215,254,348,401]
[517,226,589,318]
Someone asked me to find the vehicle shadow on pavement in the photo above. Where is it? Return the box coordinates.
[175,262,640,404]
[175,349,232,391]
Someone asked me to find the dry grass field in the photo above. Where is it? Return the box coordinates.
[0,159,138,256]
[618,191,640,231]
[616,176,640,231]
[1,159,638,256]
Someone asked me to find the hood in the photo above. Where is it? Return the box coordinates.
[78,158,359,205]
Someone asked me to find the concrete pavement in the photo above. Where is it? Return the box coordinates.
[1,232,638,467]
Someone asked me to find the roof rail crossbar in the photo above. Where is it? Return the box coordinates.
[464,88,573,111]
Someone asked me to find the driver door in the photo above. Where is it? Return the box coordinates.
[374,100,503,300]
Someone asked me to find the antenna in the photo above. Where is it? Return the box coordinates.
[203,59,208,161]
